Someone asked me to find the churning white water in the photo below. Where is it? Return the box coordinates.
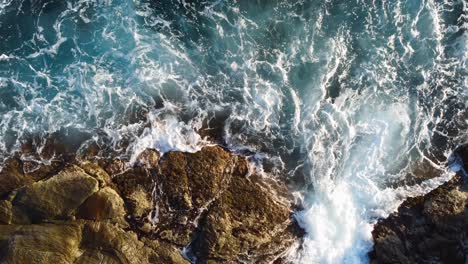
[0,0,467,263]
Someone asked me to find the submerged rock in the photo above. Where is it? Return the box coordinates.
[0,145,300,263]
[371,175,468,263]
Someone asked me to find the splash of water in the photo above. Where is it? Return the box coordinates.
[0,0,466,263]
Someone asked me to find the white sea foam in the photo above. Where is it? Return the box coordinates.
[129,108,207,164]
[0,0,466,263]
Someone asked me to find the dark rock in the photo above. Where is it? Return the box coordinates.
[112,166,154,230]
[0,200,12,224]
[0,158,30,198]
[154,146,297,262]
[371,175,468,264]
[192,173,295,263]
[153,146,242,245]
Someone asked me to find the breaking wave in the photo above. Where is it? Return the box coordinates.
[0,0,467,263]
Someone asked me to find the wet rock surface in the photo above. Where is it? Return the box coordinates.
[0,146,300,263]
[371,174,468,264]
[371,145,468,264]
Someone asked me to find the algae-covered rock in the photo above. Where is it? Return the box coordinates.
[135,149,160,168]
[112,167,154,230]
[155,146,297,262]
[11,165,99,222]
[78,161,113,188]
[154,146,237,245]
[192,171,294,263]
[126,187,152,219]
[0,220,189,264]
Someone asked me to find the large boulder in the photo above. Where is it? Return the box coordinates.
[371,175,468,263]
[154,146,297,262]
[77,187,127,227]
[153,146,235,245]
[0,221,188,264]
[11,165,99,223]
[0,222,83,264]
[192,173,295,263]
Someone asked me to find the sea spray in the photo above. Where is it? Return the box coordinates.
[0,0,466,263]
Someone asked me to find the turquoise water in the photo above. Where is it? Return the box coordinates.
[0,0,467,263]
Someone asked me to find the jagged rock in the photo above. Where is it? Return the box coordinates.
[135,149,160,168]
[11,165,99,223]
[127,188,152,219]
[371,175,468,264]
[154,146,296,262]
[154,146,239,245]
[77,187,127,227]
[103,158,127,176]
[112,167,154,229]
[0,158,30,198]
[79,161,113,188]
[192,173,294,263]
[0,145,299,263]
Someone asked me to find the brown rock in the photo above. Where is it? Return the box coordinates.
[79,161,112,187]
[192,171,294,263]
[77,187,127,227]
[371,175,468,263]
[0,200,12,224]
[154,146,236,245]
[127,188,152,219]
[0,158,29,198]
[73,249,121,264]
[135,149,160,168]
[0,145,299,263]
[80,221,188,264]
[112,167,154,220]
[0,220,189,264]
[11,165,99,223]
[0,222,83,264]
[154,146,296,262]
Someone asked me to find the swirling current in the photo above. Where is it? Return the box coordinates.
[0,0,467,263]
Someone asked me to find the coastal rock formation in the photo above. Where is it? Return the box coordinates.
[371,145,468,264]
[371,175,468,263]
[0,146,299,263]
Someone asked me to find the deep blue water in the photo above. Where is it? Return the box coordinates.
[0,0,466,263]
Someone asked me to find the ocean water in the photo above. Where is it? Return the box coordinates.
[0,0,467,263]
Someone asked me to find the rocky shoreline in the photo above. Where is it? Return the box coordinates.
[1,137,467,264]
[0,145,301,263]
[370,146,468,264]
